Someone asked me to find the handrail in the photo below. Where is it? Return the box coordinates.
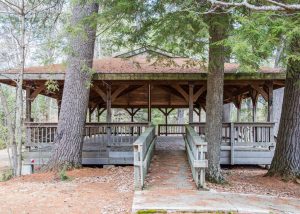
[24,122,149,127]
[185,125,208,189]
[25,122,149,146]
[133,126,156,190]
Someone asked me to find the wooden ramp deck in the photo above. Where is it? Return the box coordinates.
[144,136,196,190]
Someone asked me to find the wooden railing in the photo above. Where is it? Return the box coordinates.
[158,122,275,143]
[184,125,208,189]
[158,124,185,136]
[159,122,275,165]
[133,126,156,190]
[25,122,149,147]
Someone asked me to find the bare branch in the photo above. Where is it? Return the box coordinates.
[208,0,300,11]
[0,0,21,14]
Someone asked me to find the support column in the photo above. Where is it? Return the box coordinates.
[252,104,257,122]
[106,85,112,143]
[250,88,259,122]
[222,103,231,122]
[189,84,194,123]
[131,109,134,122]
[57,99,61,120]
[106,85,112,123]
[148,83,152,123]
[97,107,100,122]
[199,106,202,122]
[237,107,241,122]
[158,108,174,136]
[234,95,242,122]
[267,81,273,122]
[88,107,92,122]
[25,87,32,122]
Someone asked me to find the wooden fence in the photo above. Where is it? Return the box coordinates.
[184,125,208,189]
[24,122,149,165]
[159,122,275,165]
[25,122,148,146]
[133,126,156,190]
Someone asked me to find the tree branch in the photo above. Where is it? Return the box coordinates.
[208,0,300,11]
[0,0,21,14]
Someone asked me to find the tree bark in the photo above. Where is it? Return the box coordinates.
[273,88,284,136]
[45,1,99,171]
[222,103,231,122]
[177,109,184,124]
[204,12,229,183]
[268,34,300,179]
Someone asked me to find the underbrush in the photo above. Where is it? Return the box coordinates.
[0,139,6,150]
[0,169,13,182]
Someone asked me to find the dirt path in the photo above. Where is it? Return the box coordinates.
[207,166,300,199]
[0,167,134,214]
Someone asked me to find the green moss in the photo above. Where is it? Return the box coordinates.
[137,210,167,214]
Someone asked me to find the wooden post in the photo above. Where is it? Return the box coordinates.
[234,96,242,122]
[252,104,257,122]
[267,81,273,122]
[222,103,231,122]
[189,84,194,123]
[106,85,112,123]
[106,85,112,143]
[131,109,134,122]
[57,99,61,120]
[230,122,235,165]
[97,107,100,122]
[25,87,32,122]
[237,107,241,122]
[199,106,202,122]
[88,107,92,122]
[148,83,151,123]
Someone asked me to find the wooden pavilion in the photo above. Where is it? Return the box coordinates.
[0,48,286,167]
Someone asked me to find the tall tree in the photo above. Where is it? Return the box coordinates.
[204,11,229,183]
[0,0,62,176]
[268,34,300,179]
[45,1,99,170]
[211,0,300,180]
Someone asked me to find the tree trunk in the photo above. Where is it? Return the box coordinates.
[222,103,231,122]
[204,12,229,183]
[0,85,15,171]
[273,88,284,136]
[177,109,184,124]
[45,1,99,171]
[268,34,300,179]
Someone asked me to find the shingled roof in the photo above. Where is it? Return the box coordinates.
[5,57,283,75]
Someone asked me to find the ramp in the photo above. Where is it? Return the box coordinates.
[144,136,195,190]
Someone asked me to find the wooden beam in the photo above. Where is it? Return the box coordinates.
[148,83,151,122]
[26,87,32,121]
[172,84,189,102]
[267,81,273,122]
[106,85,112,123]
[193,84,206,102]
[30,84,46,101]
[57,99,61,119]
[251,84,268,101]
[92,85,107,102]
[156,85,186,101]
[189,84,194,123]
[193,108,200,116]
[116,85,145,99]
[111,85,129,102]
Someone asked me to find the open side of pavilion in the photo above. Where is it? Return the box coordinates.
[0,48,285,167]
